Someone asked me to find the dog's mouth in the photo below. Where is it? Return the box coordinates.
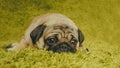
[47,43,76,53]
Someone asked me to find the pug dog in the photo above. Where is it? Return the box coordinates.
[6,13,88,53]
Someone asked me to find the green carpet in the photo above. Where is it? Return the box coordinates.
[0,0,120,68]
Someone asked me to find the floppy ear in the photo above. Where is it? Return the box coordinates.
[78,29,84,44]
[77,29,89,51]
[30,24,46,44]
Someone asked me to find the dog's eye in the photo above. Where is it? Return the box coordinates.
[70,38,77,45]
[46,37,58,44]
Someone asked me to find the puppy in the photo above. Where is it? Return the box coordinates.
[6,13,88,53]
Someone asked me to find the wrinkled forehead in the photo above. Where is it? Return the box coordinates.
[44,25,78,39]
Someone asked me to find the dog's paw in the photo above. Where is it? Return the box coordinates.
[6,44,13,49]
[6,43,19,51]
[77,46,89,52]
[85,48,89,52]
[81,47,89,52]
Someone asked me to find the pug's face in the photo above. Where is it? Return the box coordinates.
[43,25,80,53]
[30,23,84,53]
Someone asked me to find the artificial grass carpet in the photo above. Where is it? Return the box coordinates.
[0,0,120,68]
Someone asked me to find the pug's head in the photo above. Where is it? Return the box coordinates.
[30,23,85,53]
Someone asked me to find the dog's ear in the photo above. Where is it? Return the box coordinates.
[78,29,84,44]
[30,24,46,44]
[77,29,89,51]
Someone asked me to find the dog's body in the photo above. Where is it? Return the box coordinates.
[7,13,88,53]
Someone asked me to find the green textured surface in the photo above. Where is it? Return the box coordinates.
[0,0,120,68]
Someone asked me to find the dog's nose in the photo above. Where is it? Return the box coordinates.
[59,43,70,52]
[52,42,76,53]
[60,43,68,49]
